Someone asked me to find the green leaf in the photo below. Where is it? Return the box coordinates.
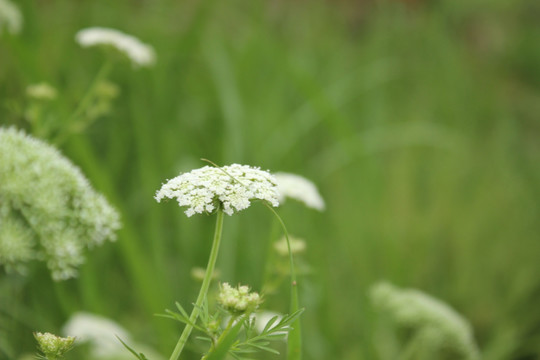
[156,309,206,332]
[261,316,280,333]
[251,343,280,355]
[116,336,150,360]
[175,301,191,319]
[205,318,244,360]
[195,336,213,343]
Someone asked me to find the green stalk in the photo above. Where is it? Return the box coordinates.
[264,204,302,360]
[169,209,225,360]
[54,60,113,145]
[201,315,237,360]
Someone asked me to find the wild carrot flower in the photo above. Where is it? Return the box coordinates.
[371,282,479,359]
[34,332,75,359]
[274,172,325,211]
[155,164,279,217]
[0,0,22,35]
[0,127,120,280]
[218,283,262,315]
[75,27,156,67]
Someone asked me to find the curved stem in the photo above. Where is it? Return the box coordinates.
[54,60,113,145]
[169,209,225,360]
[264,204,302,360]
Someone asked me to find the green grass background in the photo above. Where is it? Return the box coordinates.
[1,0,540,359]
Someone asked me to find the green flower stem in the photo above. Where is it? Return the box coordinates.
[169,209,225,360]
[261,220,280,292]
[264,204,302,360]
[202,316,237,360]
[54,60,113,145]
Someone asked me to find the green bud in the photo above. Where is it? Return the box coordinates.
[34,332,75,359]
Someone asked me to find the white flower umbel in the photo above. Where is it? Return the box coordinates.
[0,0,22,35]
[274,172,325,211]
[160,162,281,360]
[155,164,279,217]
[0,127,121,280]
[76,27,156,67]
[62,312,163,360]
[370,282,479,359]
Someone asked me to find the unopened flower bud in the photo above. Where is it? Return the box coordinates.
[217,282,262,315]
[34,332,75,359]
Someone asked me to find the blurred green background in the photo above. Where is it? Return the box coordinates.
[1,0,540,359]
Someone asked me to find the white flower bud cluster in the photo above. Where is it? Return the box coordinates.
[370,282,479,359]
[0,127,121,280]
[34,332,75,359]
[274,172,325,211]
[75,27,156,68]
[155,164,279,217]
[217,283,262,314]
[0,0,22,35]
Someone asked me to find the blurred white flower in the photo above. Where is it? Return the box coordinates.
[26,82,57,101]
[62,312,165,360]
[190,266,220,282]
[370,282,479,359]
[0,127,121,280]
[0,0,22,35]
[75,27,156,67]
[155,164,279,217]
[0,216,34,274]
[62,312,130,358]
[274,235,306,257]
[274,172,325,211]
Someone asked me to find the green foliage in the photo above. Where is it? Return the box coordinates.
[117,337,151,360]
[1,0,540,359]
[160,296,303,359]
